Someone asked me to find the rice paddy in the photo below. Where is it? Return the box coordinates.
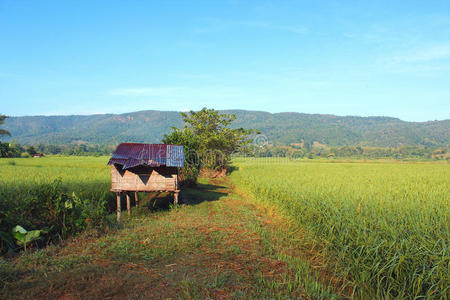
[1,156,449,298]
[0,156,114,245]
[230,158,450,299]
[0,156,111,196]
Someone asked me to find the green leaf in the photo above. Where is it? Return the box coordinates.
[12,226,27,243]
[23,230,41,244]
[65,199,73,209]
[11,226,41,247]
[12,225,27,234]
[11,231,25,242]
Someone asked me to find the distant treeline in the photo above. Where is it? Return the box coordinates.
[1,141,448,160]
[0,142,114,157]
[250,144,449,160]
[3,110,449,148]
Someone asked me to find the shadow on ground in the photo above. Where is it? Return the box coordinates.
[136,181,228,211]
[182,182,228,205]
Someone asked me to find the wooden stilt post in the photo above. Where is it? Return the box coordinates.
[174,192,179,205]
[116,192,121,223]
[126,192,131,216]
[134,192,139,208]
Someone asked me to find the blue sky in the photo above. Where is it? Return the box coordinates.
[1,0,449,121]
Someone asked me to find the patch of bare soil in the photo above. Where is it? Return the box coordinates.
[200,167,227,178]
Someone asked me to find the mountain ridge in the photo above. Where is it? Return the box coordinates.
[3,109,449,147]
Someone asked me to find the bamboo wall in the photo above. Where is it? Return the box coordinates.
[110,165,178,192]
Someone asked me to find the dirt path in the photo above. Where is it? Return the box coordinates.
[1,178,343,299]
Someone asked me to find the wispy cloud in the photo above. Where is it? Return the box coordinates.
[107,85,259,113]
[174,73,215,81]
[0,72,19,79]
[193,18,308,35]
[386,64,450,75]
[343,33,355,39]
[108,86,246,100]
[109,87,182,97]
[376,42,450,76]
[393,44,450,63]
[240,21,308,34]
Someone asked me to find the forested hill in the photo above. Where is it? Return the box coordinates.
[3,110,449,147]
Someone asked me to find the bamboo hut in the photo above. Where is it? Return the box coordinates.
[107,143,184,222]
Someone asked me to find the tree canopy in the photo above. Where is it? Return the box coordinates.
[163,108,256,184]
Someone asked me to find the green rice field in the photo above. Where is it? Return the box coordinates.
[0,156,110,194]
[1,156,449,298]
[230,158,450,299]
[0,156,114,243]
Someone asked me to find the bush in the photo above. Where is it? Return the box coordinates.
[20,152,31,158]
[179,165,199,186]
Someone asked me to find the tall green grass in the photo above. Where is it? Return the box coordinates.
[0,157,114,250]
[231,158,449,299]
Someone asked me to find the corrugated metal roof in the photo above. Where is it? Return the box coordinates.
[107,143,184,169]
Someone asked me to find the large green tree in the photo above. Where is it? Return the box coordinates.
[163,108,256,184]
[0,115,11,139]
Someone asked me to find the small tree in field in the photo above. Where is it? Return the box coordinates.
[163,108,256,185]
